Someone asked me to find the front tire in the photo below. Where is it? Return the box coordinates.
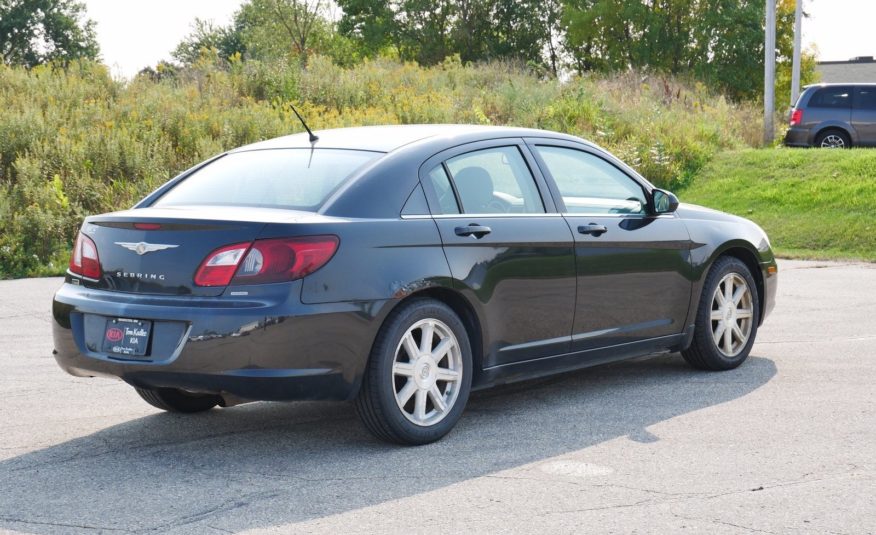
[355,298,473,445]
[682,256,760,371]
[135,387,221,413]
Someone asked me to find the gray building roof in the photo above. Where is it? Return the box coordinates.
[817,56,876,83]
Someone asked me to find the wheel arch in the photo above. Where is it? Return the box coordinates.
[813,124,854,147]
[709,245,767,327]
[364,286,486,393]
[406,287,485,383]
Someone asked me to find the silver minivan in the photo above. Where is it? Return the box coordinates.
[784,83,876,148]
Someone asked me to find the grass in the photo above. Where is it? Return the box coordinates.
[678,148,876,262]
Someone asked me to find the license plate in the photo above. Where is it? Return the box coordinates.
[102,318,152,357]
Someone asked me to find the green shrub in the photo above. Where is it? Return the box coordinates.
[0,59,761,278]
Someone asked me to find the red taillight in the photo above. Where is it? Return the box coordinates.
[133,223,162,230]
[69,232,101,279]
[790,108,803,126]
[193,236,339,287]
[193,242,252,287]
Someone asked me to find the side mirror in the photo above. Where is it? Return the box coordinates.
[652,189,679,214]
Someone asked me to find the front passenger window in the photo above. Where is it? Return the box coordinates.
[535,146,647,215]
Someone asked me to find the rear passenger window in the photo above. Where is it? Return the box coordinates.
[855,88,876,110]
[425,165,460,214]
[809,87,852,109]
[444,146,544,214]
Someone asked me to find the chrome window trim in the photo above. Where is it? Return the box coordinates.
[432,213,563,219]
[401,212,677,220]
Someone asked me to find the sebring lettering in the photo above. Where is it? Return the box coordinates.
[115,272,166,280]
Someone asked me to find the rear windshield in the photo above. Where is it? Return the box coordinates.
[807,87,852,109]
[153,148,382,211]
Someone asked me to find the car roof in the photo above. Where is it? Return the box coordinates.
[803,82,876,89]
[231,124,593,154]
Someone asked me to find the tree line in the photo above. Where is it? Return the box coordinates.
[1,0,814,101]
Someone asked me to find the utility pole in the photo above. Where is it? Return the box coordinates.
[790,0,803,107]
[764,0,776,145]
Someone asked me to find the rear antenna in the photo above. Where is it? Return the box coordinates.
[289,103,318,143]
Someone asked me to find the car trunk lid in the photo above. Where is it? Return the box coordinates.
[78,206,318,297]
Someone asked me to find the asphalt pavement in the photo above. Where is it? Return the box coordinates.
[0,259,874,534]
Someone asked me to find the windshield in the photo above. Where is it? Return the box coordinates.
[154,148,382,211]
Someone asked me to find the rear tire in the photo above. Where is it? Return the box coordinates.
[682,256,760,371]
[135,387,221,413]
[355,298,473,445]
[815,129,850,149]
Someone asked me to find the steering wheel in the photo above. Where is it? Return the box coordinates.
[487,196,511,214]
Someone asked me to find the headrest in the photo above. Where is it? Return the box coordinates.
[454,166,494,212]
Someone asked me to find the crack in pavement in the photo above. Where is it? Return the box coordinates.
[525,470,871,522]
[3,414,354,474]
[204,525,235,534]
[226,471,451,485]
[669,509,781,534]
[137,490,280,533]
[0,515,134,533]
[484,474,695,498]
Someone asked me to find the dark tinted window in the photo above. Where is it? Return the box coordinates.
[445,146,544,214]
[154,149,381,211]
[855,87,876,110]
[808,87,852,109]
[424,165,460,214]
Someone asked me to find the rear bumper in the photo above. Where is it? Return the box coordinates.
[783,127,811,147]
[52,282,388,401]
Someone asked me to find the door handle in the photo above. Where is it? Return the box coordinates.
[455,224,492,239]
[578,223,608,237]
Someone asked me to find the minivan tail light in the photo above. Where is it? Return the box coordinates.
[193,236,339,287]
[69,232,101,279]
[790,108,803,126]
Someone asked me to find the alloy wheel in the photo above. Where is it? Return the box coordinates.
[710,273,754,357]
[820,134,846,148]
[392,318,463,426]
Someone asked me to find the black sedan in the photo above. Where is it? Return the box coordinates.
[53,125,777,445]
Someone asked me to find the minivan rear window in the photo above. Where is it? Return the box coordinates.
[808,87,852,109]
[154,149,382,211]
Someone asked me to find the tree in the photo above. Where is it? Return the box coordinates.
[238,0,328,65]
[336,0,397,58]
[687,0,765,100]
[562,0,814,101]
[0,0,99,67]
[391,0,454,65]
[337,0,562,73]
[172,18,245,65]
[170,0,359,68]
